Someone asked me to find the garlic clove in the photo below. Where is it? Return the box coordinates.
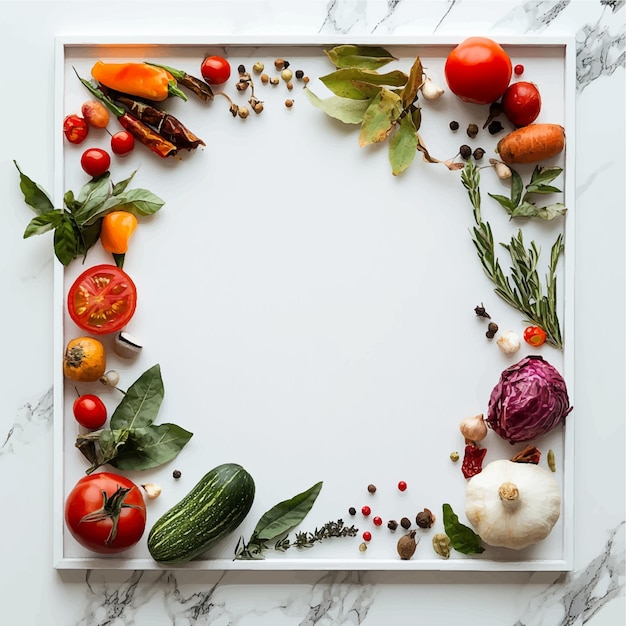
[489,158,512,180]
[141,483,162,499]
[420,76,444,101]
[99,369,120,387]
[497,330,521,355]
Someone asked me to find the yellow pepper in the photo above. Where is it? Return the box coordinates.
[91,61,187,102]
[100,211,138,265]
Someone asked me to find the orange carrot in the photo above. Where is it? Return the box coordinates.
[496,124,565,164]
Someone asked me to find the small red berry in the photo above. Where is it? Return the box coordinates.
[361,505,371,516]
[362,531,372,541]
[397,481,407,492]
[373,516,383,526]
[514,64,525,76]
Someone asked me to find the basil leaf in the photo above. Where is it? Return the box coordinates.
[23,210,64,238]
[53,215,79,266]
[76,172,111,204]
[442,503,485,554]
[106,188,165,216]
[324,45,397,70]
[73,175,114,225]
[305,88,372,124]
[108,423,193,471]
[388,113,417,176]
[14,161,54,214]
[113,169,138,195]
[76,219,103,259]
[252,481,323,542]
[110,364,164,430]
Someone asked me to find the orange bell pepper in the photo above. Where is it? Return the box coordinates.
[101,211,138,267]
[91,61,187,102]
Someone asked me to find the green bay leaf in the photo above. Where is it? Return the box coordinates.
[305,88,372,124]
[389,114,418,175]
[320,68,407,99]
[400,56,424,109]
[324,45,397,70]
[358,89,402,147]
[110,364,164,430]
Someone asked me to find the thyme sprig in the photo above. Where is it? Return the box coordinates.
[235,519,358,560]
[461,159,564,349]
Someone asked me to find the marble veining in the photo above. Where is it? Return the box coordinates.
[1,386,52,456]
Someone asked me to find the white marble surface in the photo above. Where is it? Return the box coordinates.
[0,1,624,624]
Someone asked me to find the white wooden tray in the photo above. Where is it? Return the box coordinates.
[53,36,575,570]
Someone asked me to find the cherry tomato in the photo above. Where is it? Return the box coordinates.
[444,37,512,105]
[81,100,110,128]
[111,130,135,156]
[67,264,137,335]
[501,81,542,127]
[523,325,547,346]
[73,394,107,429]
[63,114,89,144]
[200,55,231,85]
[65,472,146,554]
[80,148,111,177]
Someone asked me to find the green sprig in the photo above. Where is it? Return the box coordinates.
[461,160,564,349]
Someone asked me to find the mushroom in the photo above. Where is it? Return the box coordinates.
[464,459,561,550]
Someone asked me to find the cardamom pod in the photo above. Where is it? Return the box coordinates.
[432,533,451,559]
[397,530,418,560]
[547,449,556,472]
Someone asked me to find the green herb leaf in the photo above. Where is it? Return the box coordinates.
[400,56,423,109]
[388,113,418,176]
[510,169,524,207]
[509,201,567,220]
[358,88,402,147]
[304,88,372,124]
[528,165,563,186]
[108,423,193,471]
[73,175,114,225]
[442,503,484,554]
[53,215,79,266]
[112,169,138,195]
[324,45,397,70]
[320,68,407,100]
[23,210,65,238]
[110,364,164,430]
[77,220,103,258]
[252,481,323,542]
[14,161,54,214]
[488,193,515,212]
[103,188,165,216]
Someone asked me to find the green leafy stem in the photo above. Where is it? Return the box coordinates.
[461,160,565,349]
[75,364,193,474]
[15,162,164,266]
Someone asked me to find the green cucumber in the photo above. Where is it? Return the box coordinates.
[148,463,255,564]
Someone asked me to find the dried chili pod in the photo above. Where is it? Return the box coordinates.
[510,444,541,464]
[76,72,177,158]
[461,443,488,479]
[102,87,205,151]
[147,62,214,102]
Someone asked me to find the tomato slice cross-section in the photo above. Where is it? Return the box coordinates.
[68,264,137,335]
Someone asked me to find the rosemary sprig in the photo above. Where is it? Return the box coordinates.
[461,159,564,349]
[235,519,358,560]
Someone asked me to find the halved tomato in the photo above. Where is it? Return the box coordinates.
[67,264,137,335]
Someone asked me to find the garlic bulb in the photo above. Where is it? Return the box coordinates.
[465,460,561,550]
[497,330,521,355]
[420,76,444,100]
[459,414,488,442]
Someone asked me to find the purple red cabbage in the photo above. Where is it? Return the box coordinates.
[487,355,572,444]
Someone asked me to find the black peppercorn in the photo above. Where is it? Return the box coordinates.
[449,120,459,131]
[387,519,399,531]
[237,64,246,75]
[348,506,357,516]
[295,69,304,80]
[488,120,504,135]
[460,144,472,160]
[473,147,485,160]
[400,517,411,529]
[466,123,479,139]
[172,469,182,479]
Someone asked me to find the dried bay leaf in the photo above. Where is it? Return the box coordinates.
[359,89,402,147]
[305,89,372,124]
[400,56,424,109]
[389,114,418,175]
[324,45,397,70]
[320,68,407,99]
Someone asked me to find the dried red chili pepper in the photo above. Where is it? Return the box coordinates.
[461,444,487,479]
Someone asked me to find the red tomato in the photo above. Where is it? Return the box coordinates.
[65,472,146,554]
[523,325,547,346]
[444,37,512,105]
[111,130,135,156]
[80,148,111,177]
[502,81,542,127]
[200,55,231,85]
[63,114,89,144]
[73,394,107,429]
[67,264,137,335]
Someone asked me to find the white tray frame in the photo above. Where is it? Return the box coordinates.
[52,34,576,571]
